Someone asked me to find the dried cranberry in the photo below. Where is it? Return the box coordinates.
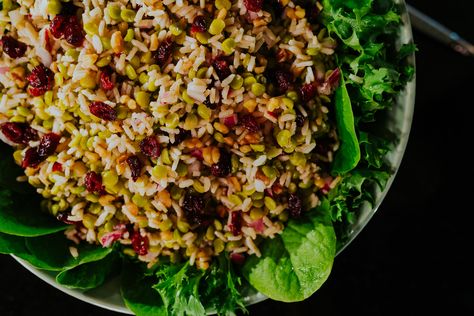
[288,193,302,218]
[154,37,174,68]
[22,147,43,168]
[172,128,191,144]
[1,36,27,58]
[99,68,114,91]
[190,149,203,161]
[210,150,231,177]
[26,64,54,96]
[191,15,208,34]
[127,155,143,182]
[240,114,259,133]
[84,171,105,195]
[299,83,318,103]
[244,0,264,12]
[223,114,238,127]
[64,16,84,47]
[295,111,305,127]
[228,211,242,236]
[50,15,67,39]
[272,69,292,94]
[21,133,60,168]
[183,193,211,225]
[52,162,63,172]
[140,136,161,158]
[183,194,204,214]
[230,253,246,265]
[0,122,38,145]
[131,231,149,256]
[89,101,117,121]
[37,133,60,157]
[50,14,84,47]
[212,55,231,80]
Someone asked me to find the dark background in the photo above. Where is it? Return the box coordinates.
[1,1,473,315]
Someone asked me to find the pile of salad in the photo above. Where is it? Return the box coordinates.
[0,0,414,315]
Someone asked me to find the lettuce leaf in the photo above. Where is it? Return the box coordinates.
[153,262,206,316]
[200,255,247,315]
[322,0,415,224]
[322,0,415,121]
[329,169,390,223]
[359,131,392,169]
[152,255,246,316]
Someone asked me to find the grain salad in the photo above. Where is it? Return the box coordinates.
[0,0,343,269]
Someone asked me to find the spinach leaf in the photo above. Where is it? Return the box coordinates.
[0,144,67,236]
[0,232,58,269]
[0,232,30,255]
[153,262,207,316]
[0,232,83,271]
[242,201,336,302]
[56,252,121,290]
[24,232,112,271]
[332,74,360,174]
[121,261,167,316]
[0,188,69,237]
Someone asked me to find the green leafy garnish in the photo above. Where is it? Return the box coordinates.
[329,169,390,223]
[243,201,336,302]
[332,73,361,174]
[121,261,167,316]
[153,262,207,316]
[200,255,247,315]
[322,0,415,225]
[0,188,69,237]
[152,254,246,316]
[24,232,112,271]
[0,145,68,237]
[359,132,392,169]
[0,232,30,256]
[56,252,121,290]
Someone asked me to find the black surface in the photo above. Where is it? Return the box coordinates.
[1,1,473,315]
